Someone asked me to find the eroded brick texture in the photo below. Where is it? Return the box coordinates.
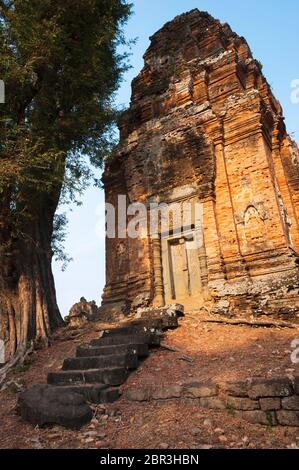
[100,9,299,319]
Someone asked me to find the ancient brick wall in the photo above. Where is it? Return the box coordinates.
[126,376,299,427]
[100,9,299,319]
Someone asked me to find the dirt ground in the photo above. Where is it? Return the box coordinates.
[0,314,299,449]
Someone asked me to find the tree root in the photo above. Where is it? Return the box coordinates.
[160,342,194,362]
[160,342,180,353]
[0,342,34,388]
[201,317,298,329]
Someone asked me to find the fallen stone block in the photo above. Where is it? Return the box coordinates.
[135,304,184,320]
[131,316,179,330]
[65,297,100,327]
[18,384,92,429]
[165,304,185,318]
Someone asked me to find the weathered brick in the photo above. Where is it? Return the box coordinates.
[225,380,250,398]
[281,395,299,411]
[259,398,281,411]
[294,377,299,395]
[240,410,277,426]
[125,388,151,402]
[276,410,299,427]
[184,381,218,398]
[152,385,182,400]
[226,396,259,411]
[248,378,293,399]
[200,397,226,410]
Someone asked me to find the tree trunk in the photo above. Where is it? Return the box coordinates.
[0,194,64,364]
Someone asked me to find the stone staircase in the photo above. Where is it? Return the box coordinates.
[18,309,182,428]
[46,315,179,405]
[48,327,160,403]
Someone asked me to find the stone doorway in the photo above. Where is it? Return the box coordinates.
[161,230,207,310]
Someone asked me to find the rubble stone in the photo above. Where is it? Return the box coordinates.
[65,297,99,327]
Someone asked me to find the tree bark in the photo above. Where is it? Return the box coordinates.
[0,193,64,364]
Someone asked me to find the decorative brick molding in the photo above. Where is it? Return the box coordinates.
[125,376,299,427]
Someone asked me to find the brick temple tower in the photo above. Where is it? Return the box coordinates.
[100,10,299,319]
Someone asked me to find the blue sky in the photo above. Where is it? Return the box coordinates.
[53,0,299,317]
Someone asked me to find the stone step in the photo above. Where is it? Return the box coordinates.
[54,384,120,404]
[91,333,160,348]
[130,316,179,330]
[102,326,151,336]
[62,353,138,371]
[76,343,149,358]
[48,367,128,387]
[101,317,178,337]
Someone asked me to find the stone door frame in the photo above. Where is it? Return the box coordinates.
[149,186,208,308]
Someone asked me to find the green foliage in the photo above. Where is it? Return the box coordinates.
[15,363,30,373]
[0,0,132,252]
[256,60,264,71]
[7,382,19,394]
[266,411,274,427]
[52,212,73,271]
[226,402,235,416]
